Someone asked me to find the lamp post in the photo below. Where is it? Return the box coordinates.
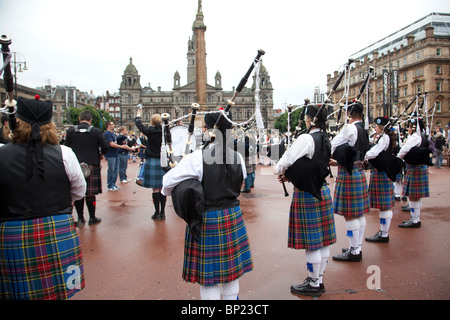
[10,51,28,99]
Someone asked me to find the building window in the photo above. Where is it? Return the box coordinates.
[436,48,441,56]
[436,66,442,74]
[403,73,407,81]
[404,87,407,97]
[436,101,441,113]
[437,82,442,92]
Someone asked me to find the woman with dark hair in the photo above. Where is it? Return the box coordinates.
[0,96,86,299]
[397,114,430,228]
[275,105,336,297]
[364,117,396,243]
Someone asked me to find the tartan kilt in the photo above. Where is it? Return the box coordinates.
[334,163,369,218]
[182,206,253,286]
[288,186,336,251]
[0,214,85,300]
[402,164,429,198]
[85,165,102,196]
[142,157,166,189]
[369,169,395,210]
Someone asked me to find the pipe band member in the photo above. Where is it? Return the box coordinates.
[275,104,336,297]
[161,109,253,300]
[330,101,370,262]
[0,96,86,299]
[364,116,396,242]
[397,113,431,228]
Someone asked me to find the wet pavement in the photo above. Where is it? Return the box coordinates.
[71,158,450,301]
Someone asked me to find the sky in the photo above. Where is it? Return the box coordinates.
[1,0,449,110]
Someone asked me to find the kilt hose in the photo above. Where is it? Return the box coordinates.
[142,157,166,189]
[0,214,85,300]
[182,206,253,286]
[85,165,102,196]
[288,186,336,251]
[369,169,395,210]
[333,163,369,218]
[402,164,429,199]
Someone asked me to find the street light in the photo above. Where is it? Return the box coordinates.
[11,51,28,99]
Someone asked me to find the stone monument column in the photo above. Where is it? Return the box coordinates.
[193,0,207,112]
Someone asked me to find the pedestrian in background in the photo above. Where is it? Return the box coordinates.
[65,110,110,227]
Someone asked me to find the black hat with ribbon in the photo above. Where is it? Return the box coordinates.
[374,116,389,126]
[204,107,233,132]
[16,95,53,180]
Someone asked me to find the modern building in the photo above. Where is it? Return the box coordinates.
[326,12,450,129]
[119,1,274,133]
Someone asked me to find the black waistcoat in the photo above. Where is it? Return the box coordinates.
[310,131,331,168]
[354,122,369,161]
[201,146,243,211]
[0,143,73,221]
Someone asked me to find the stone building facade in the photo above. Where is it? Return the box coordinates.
[119,3,274,133]
[326,12,450,129]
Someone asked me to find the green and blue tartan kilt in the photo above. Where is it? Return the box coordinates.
[85,165,102,196]
[402,164,429,198]
[369,169,395,210]
[182,206,253,286]
[0,214,85,300]
[142,157,166,189]
[333,163,369,218]
[288,186,336,251]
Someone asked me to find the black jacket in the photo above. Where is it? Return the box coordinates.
[65,122,110,165]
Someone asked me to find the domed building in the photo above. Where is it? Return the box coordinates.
[119,2,274,132]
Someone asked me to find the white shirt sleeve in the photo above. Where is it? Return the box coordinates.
[161,145,247,197]
[331,122,358,154]
[365,134,390,160]
[275,133,314,176]
[60,145,86,201]
[397,132,422,159]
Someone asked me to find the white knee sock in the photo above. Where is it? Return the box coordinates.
[318,246,330,285]
[221,280,239,300]
[305,250,321,287]
[358,216,366,250]
[200,284,221,300]
[379,210,393,236]
[408,199,422,223]
[393,181,402,197]
[345,219,360,254]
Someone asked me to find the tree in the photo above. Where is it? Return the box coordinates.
[274,107,305,133]
[65,105,114,130]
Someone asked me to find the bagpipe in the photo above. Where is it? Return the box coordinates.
[280,59,354,198]
[0,35,17,139]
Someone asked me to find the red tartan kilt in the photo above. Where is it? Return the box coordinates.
[369,169,395,210]
[85,165,102,196]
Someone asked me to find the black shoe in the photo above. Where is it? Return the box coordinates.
[151,212,162,220]
[401,205,410,212]
[88,217,101,225]
[365,230,389,243]
[160,212,166,220]
[341,248,362,255]
[290,277,321,297]
[333,249,362,262]
[399,219,421,228]
[240,189,251,193]
[75,219,85,228]
[319,283,325,293]
[395,196,401,201]
[401,196,408,201]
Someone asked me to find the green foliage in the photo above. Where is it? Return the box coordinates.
[65,105,114,130]
[274,107,306,133]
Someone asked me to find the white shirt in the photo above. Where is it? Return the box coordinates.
[330,121,361,154]
[161,142,246,197]
[60,145,87,201]
[274,129,317,176]
[397,132,422,159]
[365,134,390,160]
